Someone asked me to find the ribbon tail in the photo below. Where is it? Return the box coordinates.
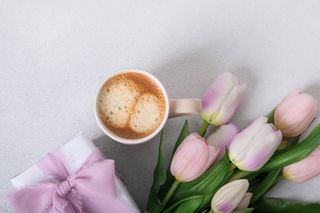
[53,193,80,213]
[8,184,56,213]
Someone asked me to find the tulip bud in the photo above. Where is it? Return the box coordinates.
[170,133,220,182]
[200,72,246,126]
[274,89,317,137]
[282,147,320,183]
[228,117,282,171]
[207,124,239,159]
[235,193,252,210]
[211,179,249,213]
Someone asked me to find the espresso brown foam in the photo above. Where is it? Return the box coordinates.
[98,72,166,139]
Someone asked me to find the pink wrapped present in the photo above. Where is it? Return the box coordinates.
[8,132,140,213]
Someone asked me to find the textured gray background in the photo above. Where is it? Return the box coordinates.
[1,0,320,212]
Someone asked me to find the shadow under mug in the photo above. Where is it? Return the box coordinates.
[95,69,201,144]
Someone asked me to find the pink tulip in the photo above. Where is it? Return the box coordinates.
[228,117,283,171]
[200,72,246,126]
[211,179,249,213]
[274,89,317,137]
[282,147,320,183]
[170,133,220,182]
[207,124,239,159]
[235,193,252,210]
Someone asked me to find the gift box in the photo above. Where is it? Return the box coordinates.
[9,132,140,213]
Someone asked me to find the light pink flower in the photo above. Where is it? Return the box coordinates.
[211,179,249,213]
[274,89,317,137]
[283,147,320,183]
[228,117,282,171]
[207,124,239,159]
[170,133,219,182]
[200,72,246,126]
[235,193,252,210]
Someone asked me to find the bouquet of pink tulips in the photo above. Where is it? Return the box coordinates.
[147,72,320,213]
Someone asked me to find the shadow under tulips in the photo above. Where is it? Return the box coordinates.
[93,134,159,211]
[152,49,257,100]
[152,48,257,129]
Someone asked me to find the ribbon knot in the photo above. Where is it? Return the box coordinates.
[57,178,74,196]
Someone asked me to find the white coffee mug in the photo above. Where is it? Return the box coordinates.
[95,69,201,144]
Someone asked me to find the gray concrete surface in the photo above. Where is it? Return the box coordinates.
[1,1,320,212]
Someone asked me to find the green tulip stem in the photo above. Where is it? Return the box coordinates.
[159,180,180,212]
[208,209,215,213]
[198,121,210,137]
[227,170,253,182]
[229,163,237,172]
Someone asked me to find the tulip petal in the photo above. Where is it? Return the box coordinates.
[214,84,246,125]
[228,117,267,166]
[207,124,239,159]
[170,134,208,182]
[244,129,282,171]
[281,98,317,137]
[201,72,244,125]
[274,90,317,137]
[170,133,219,182]
[202,145,220,171]
[243,124,280,168]
[235,193,252,210]
[230,117,267,153]
[202,72,238,113]
[283,148,320,183]
[211,179,249,213]
[228,117,283,171]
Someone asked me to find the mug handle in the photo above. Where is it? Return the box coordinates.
[169,99,202,118]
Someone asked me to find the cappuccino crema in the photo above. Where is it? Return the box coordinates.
[98,72,166,139]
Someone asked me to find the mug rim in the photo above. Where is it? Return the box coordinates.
[94,69,169,145]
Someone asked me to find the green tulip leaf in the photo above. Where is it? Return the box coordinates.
[172,195,209,213]
[173,120,190,153]
[162,195,205,213]
[166,154,230,209]
[162,194,212,213]
[158,120,189,199]
[251,169,281,202]
[147,131,166,212]
[253,197,320,213]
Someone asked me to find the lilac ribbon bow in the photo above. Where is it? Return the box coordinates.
[8,151,134,213]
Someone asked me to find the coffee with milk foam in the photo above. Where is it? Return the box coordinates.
[98,72,166,139]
